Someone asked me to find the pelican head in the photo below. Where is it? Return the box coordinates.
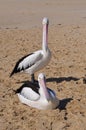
[38,73,46,82]
[42,17,49,25]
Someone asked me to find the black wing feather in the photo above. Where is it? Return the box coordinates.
[15,81,39,94]
[10,53,33,77]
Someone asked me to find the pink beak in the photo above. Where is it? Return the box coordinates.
[40,78,50,101]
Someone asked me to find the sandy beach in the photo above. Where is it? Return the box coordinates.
[0,0,86,130]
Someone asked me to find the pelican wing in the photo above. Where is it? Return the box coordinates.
[48,88,56,98]
[20,87,40,101]
[19,50,43,70]
[10,50,43,76]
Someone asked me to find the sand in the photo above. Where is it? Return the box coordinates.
[0,0,86,130]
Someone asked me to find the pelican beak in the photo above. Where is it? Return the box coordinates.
[41,78,50,102]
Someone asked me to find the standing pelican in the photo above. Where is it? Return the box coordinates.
[10,17,51,82]
[17,73,59,110]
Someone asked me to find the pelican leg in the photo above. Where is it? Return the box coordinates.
[31,74,35,83]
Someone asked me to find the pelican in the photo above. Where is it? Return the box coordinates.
[10,17,51,82]
[17,73,59,110]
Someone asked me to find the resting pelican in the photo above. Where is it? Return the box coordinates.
[10,17,51,82]
[17,73,59,110]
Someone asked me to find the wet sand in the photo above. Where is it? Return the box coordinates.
[0,0,86,28]
[0,0,86,130]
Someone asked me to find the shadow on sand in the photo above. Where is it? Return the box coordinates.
[46,76,79,83]
[17,76,80,85]
[58,98,73,110]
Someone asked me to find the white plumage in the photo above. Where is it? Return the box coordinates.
[20,87,40,101]
[10,17,51,82]
[17,73,59,110]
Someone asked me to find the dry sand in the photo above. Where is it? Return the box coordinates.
[0,0,86,130]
